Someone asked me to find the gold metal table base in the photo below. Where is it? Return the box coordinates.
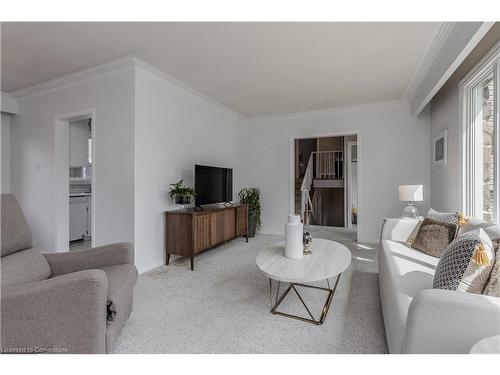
[269,274,341,325]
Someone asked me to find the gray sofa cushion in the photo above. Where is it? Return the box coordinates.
[1,194,32,256]
[1,248,51,287]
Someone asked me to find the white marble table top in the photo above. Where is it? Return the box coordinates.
[470,335,500,354]
[256,238,351,283]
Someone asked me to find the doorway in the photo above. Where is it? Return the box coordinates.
[54,109,95,252]
[69,118,93,251]
[292,133,358,231]
[347,140,358,229]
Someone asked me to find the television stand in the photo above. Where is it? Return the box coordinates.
[164,204,248,271]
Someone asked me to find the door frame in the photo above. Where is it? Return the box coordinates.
[346,141,358,228]
[289,131,360,237]
[54,108,96,252]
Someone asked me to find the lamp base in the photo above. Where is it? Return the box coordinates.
[402,202,419,219]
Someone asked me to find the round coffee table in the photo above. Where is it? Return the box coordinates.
[256,238,351,325]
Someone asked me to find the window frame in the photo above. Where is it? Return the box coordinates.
[460,41,500,222]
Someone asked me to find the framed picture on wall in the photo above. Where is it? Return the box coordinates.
[433,129,447,165]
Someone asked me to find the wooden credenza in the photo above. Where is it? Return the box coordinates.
[164,204,248,270]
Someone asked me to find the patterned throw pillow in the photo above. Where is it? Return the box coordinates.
[411,218,457,257]
[426,208,460,225]
[483,249,500,297]
[433,228,495,294]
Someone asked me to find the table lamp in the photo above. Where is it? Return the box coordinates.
[399,185,423,218]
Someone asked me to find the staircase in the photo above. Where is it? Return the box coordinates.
[299,150,344,225]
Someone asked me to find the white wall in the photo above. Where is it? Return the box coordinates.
[1,113,12,193]
[1,93,19,114]
[11,69,135,251]
[240,102,431,242]
[430,24,500,212]
[133,67,242,272]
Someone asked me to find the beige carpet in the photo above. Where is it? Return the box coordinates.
[113,226,388,353]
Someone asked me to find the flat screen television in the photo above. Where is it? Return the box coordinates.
[195,165,233,206]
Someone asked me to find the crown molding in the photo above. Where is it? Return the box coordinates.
[8,55,246,121]
[133,58,245,121]
[247,99,408,123]
[402,22,454,101]
[1,92,19,114]
[10,56,137,100]
[459,40,500,87]
[410,22,495,116]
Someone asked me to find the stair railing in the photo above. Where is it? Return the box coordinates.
[315,150,344,179]
[299,150,344,224]
[300,154,314,224]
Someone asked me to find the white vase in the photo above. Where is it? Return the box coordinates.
[285,214,303,259]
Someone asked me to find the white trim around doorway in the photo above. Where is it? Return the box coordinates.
[289,131,360,240]
[346,140,358,229]
[54,108,96,252]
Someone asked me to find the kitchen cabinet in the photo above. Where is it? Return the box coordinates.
[69,196,89,241]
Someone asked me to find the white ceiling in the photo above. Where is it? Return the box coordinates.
[1,22,440,118]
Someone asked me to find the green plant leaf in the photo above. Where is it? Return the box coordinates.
[168,179,196,200]
[238,187,261,231]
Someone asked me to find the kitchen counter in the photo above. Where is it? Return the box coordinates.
[70,177,92,183]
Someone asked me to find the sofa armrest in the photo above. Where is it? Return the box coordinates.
[381,218,420,242]
[44,242,134,277]
[402,289,500,353]
[1,269,108,354]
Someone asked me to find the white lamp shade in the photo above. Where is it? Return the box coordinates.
[399,185,423,202]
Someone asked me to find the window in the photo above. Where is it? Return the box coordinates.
[461,43,500,223]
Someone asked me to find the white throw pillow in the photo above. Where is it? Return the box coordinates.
[457,216,500,242]
[404,219,423,247]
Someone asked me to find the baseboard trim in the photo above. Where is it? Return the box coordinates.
[137,260,164,275]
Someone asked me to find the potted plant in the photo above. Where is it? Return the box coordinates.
[169,180,196,205]
[238,187,261,238]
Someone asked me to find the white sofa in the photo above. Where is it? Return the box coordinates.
[379,218,500,354]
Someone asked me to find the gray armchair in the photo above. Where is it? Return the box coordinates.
[1,194,138,353]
